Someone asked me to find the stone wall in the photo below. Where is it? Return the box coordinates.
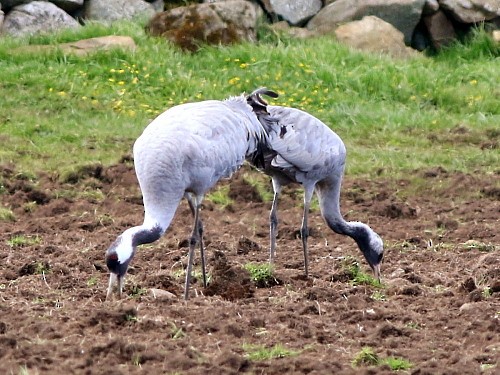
[1,0,499,52]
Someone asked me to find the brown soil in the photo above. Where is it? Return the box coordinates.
[1,161,498,374]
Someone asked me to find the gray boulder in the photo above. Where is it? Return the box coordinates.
[85,0,156,22]
[308,0,426,45]
[423,0,440,14]
[423,10,456,49]
[439,0,500,23]
[269,20,315,39]
[261,0,322,26]
[0,1,80,37]
[148,0,165,12]
[493,29,500,41]
[147,0,260,51]
[12,35,136,56]
[334,16,420,59]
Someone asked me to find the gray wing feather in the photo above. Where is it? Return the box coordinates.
[266,106,345,174]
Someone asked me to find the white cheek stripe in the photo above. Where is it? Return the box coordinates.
[115,231,134,263]
[370,234,383,255]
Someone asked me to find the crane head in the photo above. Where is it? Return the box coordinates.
[105,234,135,300]
[246,87,279,115]
[355,226,384,281]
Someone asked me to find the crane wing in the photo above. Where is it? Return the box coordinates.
[266,106,346,174]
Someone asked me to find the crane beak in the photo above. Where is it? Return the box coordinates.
[106,273,124,301]
[372,264,381,282]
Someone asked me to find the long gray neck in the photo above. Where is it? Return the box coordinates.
[316,176,364,236]
[131,224,163,247]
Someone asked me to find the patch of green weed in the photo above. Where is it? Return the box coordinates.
[23,201,38,213]
[130,285,147,298]
[35,262,50,275]
[462,240,497,252]
[352,347,413,371]
[86,276,98,287]
[242,172,274,202]
[341,256,382,287]
[170,323,186,340]
[7,235,41,248]
[243,343,300,361]
[371,290,386,301]
[244,263,277,287]
[352,347,379,367]
[383,356,414,371]
[0,207,16,222]
[206,185,233,209]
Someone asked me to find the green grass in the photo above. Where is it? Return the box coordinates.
[7,235,41,248]
[352,347,413,371]
[244,262,276,287]
[242,172,274,202]
[86,276,98,287]
[0,21,498,180]
[242,343,300,361]
[341,256,382,287]
[461,240,497,252]
[0,207,16,222]
[169,322,186,340]
[205,185,234,209]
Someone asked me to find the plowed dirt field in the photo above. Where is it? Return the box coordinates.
[1,161,498,374]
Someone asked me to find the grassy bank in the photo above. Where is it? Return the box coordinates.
[0,21,498,178]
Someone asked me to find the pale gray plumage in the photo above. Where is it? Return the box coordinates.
[247,88,384,279]
[105,95,269,300]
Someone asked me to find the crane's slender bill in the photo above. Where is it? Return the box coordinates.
[372,264,381,282]
[106,273,124,301]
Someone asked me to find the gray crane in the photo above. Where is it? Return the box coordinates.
[246,88,384,280]
[105,94,270,300]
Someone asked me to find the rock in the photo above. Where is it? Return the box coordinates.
[389,268,407,278]
[493,29,500,42]
[439,0,500,23]
[459,301,483,313]
[269,20,315,39]
[423,11,457,49]
[334,16,421,58]
[423,0,440,14]
[0,1,80,37]
[146,0,260,52]
[149,288,177,301]
[308,0,426,45]
[148,0,165,13]
[261,0,322,26]
[84,0,156,23]
[13,35,136,56]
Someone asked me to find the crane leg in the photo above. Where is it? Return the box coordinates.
[301,186,314,277]
[185,194,207,288]
[184,196,203,300]
[198,220,207,288]
[269,192,279,263]
[269,180,281,264]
